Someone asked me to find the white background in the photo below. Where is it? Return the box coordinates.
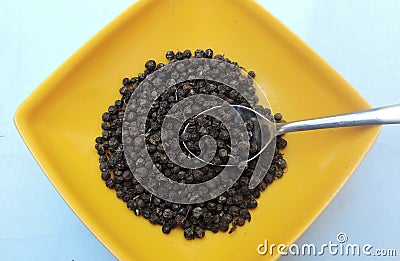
[0,0,399,260]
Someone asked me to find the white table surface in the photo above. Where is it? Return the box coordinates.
[1,1,399,260]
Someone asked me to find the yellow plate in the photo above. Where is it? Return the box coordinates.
[14,0,380,260]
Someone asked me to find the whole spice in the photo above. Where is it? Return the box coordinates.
[95,49,288,240]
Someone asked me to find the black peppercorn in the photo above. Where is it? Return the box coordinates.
[248,71,256,78]
[223,213,233,223]
[214,54,224,60]
[219,221,229,232]
[184,227,194,240]
[172,203,180,211]
[219,149,228,158]
[246,198,258,209]
[122,77,131,86]
[166,50,175,60]
[182,220,192,230]
[192,207,203,219]
[156,63,165,70]
[101,122,110,130]
[119,87,127,95]
[127,200,137,210]
[96,147,106,156]
[108,105,117,114]
[138,73,146,81]
[116,190,123,199]
[211,224,219,233]
[194,226,205,238]
[162,224,171,234]
[276,136,287,150]
[95,136,104,144]
[122,193,131,202]
[193,170,204,181]
[274,113,282,121]
[176,51,184,60]
[101,171,111,181]
[142,208,151,219]
[163,208,175,219]
[206,202,216,211]
[102,112,111,122]
[145,60,157,71]
[233,194,244,205]
[219,130,229,140]
[136,198,146,209]
[275,170,283,178]
[149,214,159,224]
[237,217,245,226]
[175,215,186,226]
[122,171,132,181]
[252,190,261,199]
[204,48,213,58]
[105,179,115,189]
[183,49,192,58]
[194,49,204,58]
[152,197,161,206]
[277,158,287,169]
[130,77,138,84]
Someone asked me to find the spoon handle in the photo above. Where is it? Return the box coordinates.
[276,103,400,135]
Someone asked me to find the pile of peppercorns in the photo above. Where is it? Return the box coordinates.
[95,49,287,239]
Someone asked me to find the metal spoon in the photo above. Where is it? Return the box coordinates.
[183,103,400,164]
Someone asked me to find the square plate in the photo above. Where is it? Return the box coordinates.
[14,0,380,260]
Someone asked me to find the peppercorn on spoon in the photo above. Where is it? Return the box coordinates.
[183,103,400,188]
